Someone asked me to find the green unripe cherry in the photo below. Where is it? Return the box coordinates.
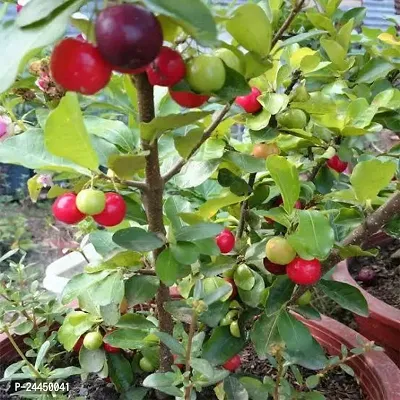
[265,237,296,265]
[76,189,106,216]
[83,331,103,350]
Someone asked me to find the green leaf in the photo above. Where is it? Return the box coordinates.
[155,332,185,356]
[89,271,124,306]
[224,376,249,400]
[125,275,159,306]
[277,30,327,49]
[79,347,106,373]
[265,276,295,316]
[164,300,194,324]
[113,227,164,252]
[251,312,281,358]
[107,154,146,179]
[0,129,89,175]
[34,341,50,370]
[320,38,347,70]
[350,159,396,202]
[194,238,221,256]
[170,242,199,265]
[198,192,245,219]
[140,111,211,141]
[107,353,134,392]
[13,320,34,335]
[277,311,327,369]
[288,210,335,260]
[17,0,70,27]
[100,303,120,326]
[140,0,217,46]
[174,159,219,188]
[256,208,291,228]
[238,271,265,308]
[116,314,156,331]
[266,155,300,214]
[120,387,149,400]
[174,128,204,159]
[45,92,98,170]
[246,109,271,131]
[3,361,24,379]
[61,271,111,305]
[155,248,184,286]
[239,377,271,400]
[337,244,378,259]
[306,10,335,34]
[225,151,265,173]
[190,358,214,379]
[216,64,250,101]
[175,223,223,242]
[143,373,184,397]
[0,0,84,94]
[306,375,320,389]
[125,197,147,225]
[103,329,148,349]
[199,301,229,327]
[295,305,321,320]
[49,366,82,380]
[84,116,137,151]
[89,231,122,257]
[317,280,368,317]
[356,58,395,84]
[258,93,289,115]
[226,3,271,57]
[333,208,364,226]
[202,326,245,366]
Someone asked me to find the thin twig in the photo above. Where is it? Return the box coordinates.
[273,349,284,400]
[271,0,307,48]
[307,158,325,181]
[162,103,232,183]
[236,173,257,240]
[136,269,156,276]
[284,70,302,95]
[99,171,148,191]
[184,312,198,400]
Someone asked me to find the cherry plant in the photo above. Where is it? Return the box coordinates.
[0,0,400,399]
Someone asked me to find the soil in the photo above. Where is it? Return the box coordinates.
[0,345,365,400]
[348,239,400,310]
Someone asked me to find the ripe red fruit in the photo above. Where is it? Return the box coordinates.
[50,38,112,95]
[93,192,126,227]
[169,89,209,108]
[73,336,84,353]
[327,155,348,173]
[95,4,163,70]
[263,258,287,275]
[173,354,184,369]
[264,217,274,225]
[235,87,262,114]
[223,355,241,371]
[147,46,186,87]
[216,229,235,253]
[52,193,86,225]
[103,340,120,354]
[287,258,322,285]
[224,277,238,300]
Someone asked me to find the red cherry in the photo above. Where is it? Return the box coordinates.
[223,355,241,371]
[287,257,322,285]
[73,336,84,353]
[113,65,148,75]
[52,193,85,225]
[264,217,274,225]
[169,89,209,108]
[173,354,184,369]
[235,87,262,114]
[327,155,348,173]
[224,277,238,300]
[93,193,126,227]
[103,338,120,354]
[104,377,112,383]
[147,46,186,87]
[216,229,235,253]
[50,38,112,95]
[16,4,23,12]
[263,258,287,275]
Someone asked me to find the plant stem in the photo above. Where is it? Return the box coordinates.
[184,312,198,400]
[273,349,284,400]
[135,73,174,372]
[236,173,257,240]
[162,103,232,183]
[4,327,41,379]
[271,0,307,48]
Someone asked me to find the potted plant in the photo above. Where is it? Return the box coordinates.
[1,0,400,398]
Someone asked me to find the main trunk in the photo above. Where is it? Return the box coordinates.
[135,73,173,372]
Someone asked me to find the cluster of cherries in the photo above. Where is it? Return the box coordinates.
[264,235,322,285]
[49,3,266,111]
[52,190,126,226]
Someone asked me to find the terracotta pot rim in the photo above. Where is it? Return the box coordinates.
[296,313,400,400]
[333,260,400,327]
